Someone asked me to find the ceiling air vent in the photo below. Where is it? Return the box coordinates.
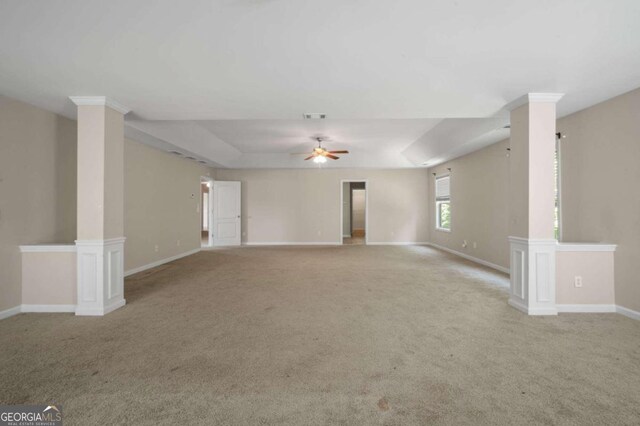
[198,160,207,164]
[303,113,326,119]
[169,150,183,156]
[185,156,197,160]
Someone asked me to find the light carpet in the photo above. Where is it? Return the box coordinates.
[1,245,639,425]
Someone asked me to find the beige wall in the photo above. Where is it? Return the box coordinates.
[558,87,640,312]
[215,168,430,244]
[556,250,615,305]
[428,140,510,269]
[0,96,77,312]
[427,88,640,312]
[22,250,76,306]
[124,140,214,272]
[342,182,350,236]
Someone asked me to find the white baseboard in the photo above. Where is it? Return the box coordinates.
[21,304,76,313]
[367,242,429,246]
[0,305,22,320]
[1,304,77,319]
[557,304,617,313]
[124,248,201,277]
[244,242,342,246]
[508,298,558,315]
[616,305,640,320]
[75,299,126,316]
[427,242,510,274]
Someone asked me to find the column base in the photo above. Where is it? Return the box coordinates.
[75,299,126,316]
[76,237,126,316]
[509,236,558,316]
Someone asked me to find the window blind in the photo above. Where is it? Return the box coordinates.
[435,175,450,200]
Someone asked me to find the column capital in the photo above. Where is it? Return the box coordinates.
[505,93,564,111]
[69,96,130,115]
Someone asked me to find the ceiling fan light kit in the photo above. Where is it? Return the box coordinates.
[301,137,349,164]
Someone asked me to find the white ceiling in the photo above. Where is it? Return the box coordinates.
[1,0,639,168]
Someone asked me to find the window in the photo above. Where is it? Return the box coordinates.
[435,175,451,231]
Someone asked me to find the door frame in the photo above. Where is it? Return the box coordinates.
[201,177,214,247]
[340,179,368,245]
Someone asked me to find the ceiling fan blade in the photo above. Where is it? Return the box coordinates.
[326,154,339,160]
[304,155,315,160]
[290,152,312,155]
[328,150,349,154]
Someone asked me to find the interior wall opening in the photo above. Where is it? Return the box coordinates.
[201,178,212,247]
[342,181,367,245]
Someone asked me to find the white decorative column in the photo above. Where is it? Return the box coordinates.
[70,97,130,316]
[506,93,563,315]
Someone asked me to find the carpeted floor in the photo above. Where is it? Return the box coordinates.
[1,246,639,425]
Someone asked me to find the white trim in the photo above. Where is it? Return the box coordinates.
[616,305,640,321]
[75,299,125,316]
[556,243,617,252]
[244,242,342,246]
[368,242,430,246]
[20,244,76,253]
[75,238,126,317]
[342,234,351,238]
[557,304,617,313]
[0,305,21,320]
[508,237,558,316]
[427,243,510,274]
[69,96,131,115]
[340,180,368,245]
[125,248,201,277]
[508,298,558,315]
[508,236,557,245]
[75,237,126,246]
[21,304,76,313]
[504,93,565,111]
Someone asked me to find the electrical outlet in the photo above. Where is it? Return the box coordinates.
[317,230,322,236]
[574,276,583,288]
[154,244,159,252]
[177,240,181,247]
[473,242,477,249]
[462,240,468,248]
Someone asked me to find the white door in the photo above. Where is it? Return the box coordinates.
[213,181,241,246]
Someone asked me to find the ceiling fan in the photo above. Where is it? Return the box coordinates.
[293,137,349,164]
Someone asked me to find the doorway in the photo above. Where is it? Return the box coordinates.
[341,180,367,245]
[201,177,213,247]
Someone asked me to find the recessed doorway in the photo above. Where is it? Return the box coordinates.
[201,177,213,247]
[341,180,367,245]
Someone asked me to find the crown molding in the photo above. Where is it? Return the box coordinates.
[504,93,564,111]
[69,96,131,115]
